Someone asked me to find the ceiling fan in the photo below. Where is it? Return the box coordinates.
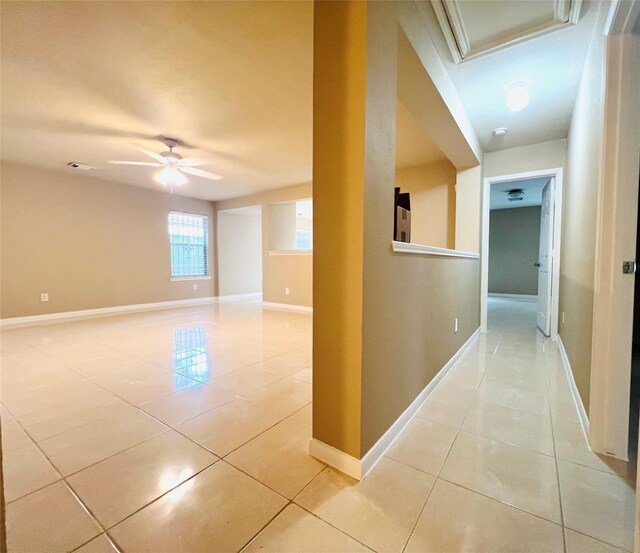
[109,137,223,188]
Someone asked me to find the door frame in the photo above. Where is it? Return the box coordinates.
[589,1,640,462]
[480,167,564,340]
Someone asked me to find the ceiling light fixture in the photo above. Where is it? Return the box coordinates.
[506,82,529,112]
[155,165,187,187]
[506,189,525,201]
[493,127,508,136]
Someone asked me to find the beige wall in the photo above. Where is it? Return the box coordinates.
[0,162,216,319]
[268,202,297,251]
[263,253,312,307]
[215,183,312,308]
[483,139,567,178]
[395,160,456,248]
[455,165,483,253]
[217,209,262,296]
[313,1,481,459]
[489,207,541,296]
[558,21,606,413]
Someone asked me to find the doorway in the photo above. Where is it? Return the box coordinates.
[217,205,263,298]
[630,176,640,460]
[487,177,547,309]
[481,168,564,339]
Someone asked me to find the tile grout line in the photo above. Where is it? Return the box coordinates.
[9,399,308,540]
[283,467,380,552]
[7,301,600,552]
[3,316,313,550]
[11,403,313,544]
[400,328,501,552]
[1,406,112,548]
[8,333,310,482]
[545,339,569,553]
[400,316,575,549]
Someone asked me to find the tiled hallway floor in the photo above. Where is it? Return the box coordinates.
[1,298,636,552]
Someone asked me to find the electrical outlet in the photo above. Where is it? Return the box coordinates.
[193,283,198,290]
[41,293,49,302]
[285,287,290,295]
[454,318,459,333]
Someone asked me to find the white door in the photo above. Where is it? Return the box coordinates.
[537,178,555,336]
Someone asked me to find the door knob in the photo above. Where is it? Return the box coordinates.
[534,263,541,267]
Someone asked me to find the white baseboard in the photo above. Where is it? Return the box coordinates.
[309,327,481,480]
[217,292,262,303]
[0,293,262,329]
[262,302,312,313]
[308,439,362,480]
[489,293,538,302]
[557,336,590,440]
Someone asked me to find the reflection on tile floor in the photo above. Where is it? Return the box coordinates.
[1,298,636,552]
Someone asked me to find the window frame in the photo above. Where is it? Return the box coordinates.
[168,210,211,281]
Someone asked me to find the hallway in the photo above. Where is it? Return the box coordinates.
[1,299,636,552]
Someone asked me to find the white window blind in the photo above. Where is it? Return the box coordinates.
[168,211,209,277]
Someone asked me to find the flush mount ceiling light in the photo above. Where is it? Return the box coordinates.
[506,82,529,112]
[506,189,525,201]
[493,127,508,136]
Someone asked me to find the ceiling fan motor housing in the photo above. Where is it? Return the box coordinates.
[161,151,182,163]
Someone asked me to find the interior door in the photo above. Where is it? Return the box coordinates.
[537,178,555,336]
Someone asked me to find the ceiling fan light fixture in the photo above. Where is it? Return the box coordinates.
[109,137,223,182]
[155,165,187,186]
[506,82,529,112]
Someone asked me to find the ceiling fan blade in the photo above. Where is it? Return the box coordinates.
[109,161,163,166]
[179,157,216,167]
[131,144,166,163]
[181,167,224,181]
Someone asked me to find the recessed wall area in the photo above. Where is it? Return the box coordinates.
[217,205,262,297]
[267,198,313,252]
[395,90,456,250]
[395,159,456,249]
[215,183,313,308]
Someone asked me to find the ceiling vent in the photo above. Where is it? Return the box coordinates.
[506,189,525,201]
[67,162,96,170]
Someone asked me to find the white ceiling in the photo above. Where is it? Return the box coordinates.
[491,177,549,210]
[0,2,449,202]
[1,2,604,200]
[0,2,314,201]
[419,0,602,152]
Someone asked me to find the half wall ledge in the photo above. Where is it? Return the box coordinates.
[391,241,480,259]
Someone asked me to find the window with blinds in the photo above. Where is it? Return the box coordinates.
[168,211,209,277]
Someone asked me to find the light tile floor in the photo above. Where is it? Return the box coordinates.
[1,298,636,552]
